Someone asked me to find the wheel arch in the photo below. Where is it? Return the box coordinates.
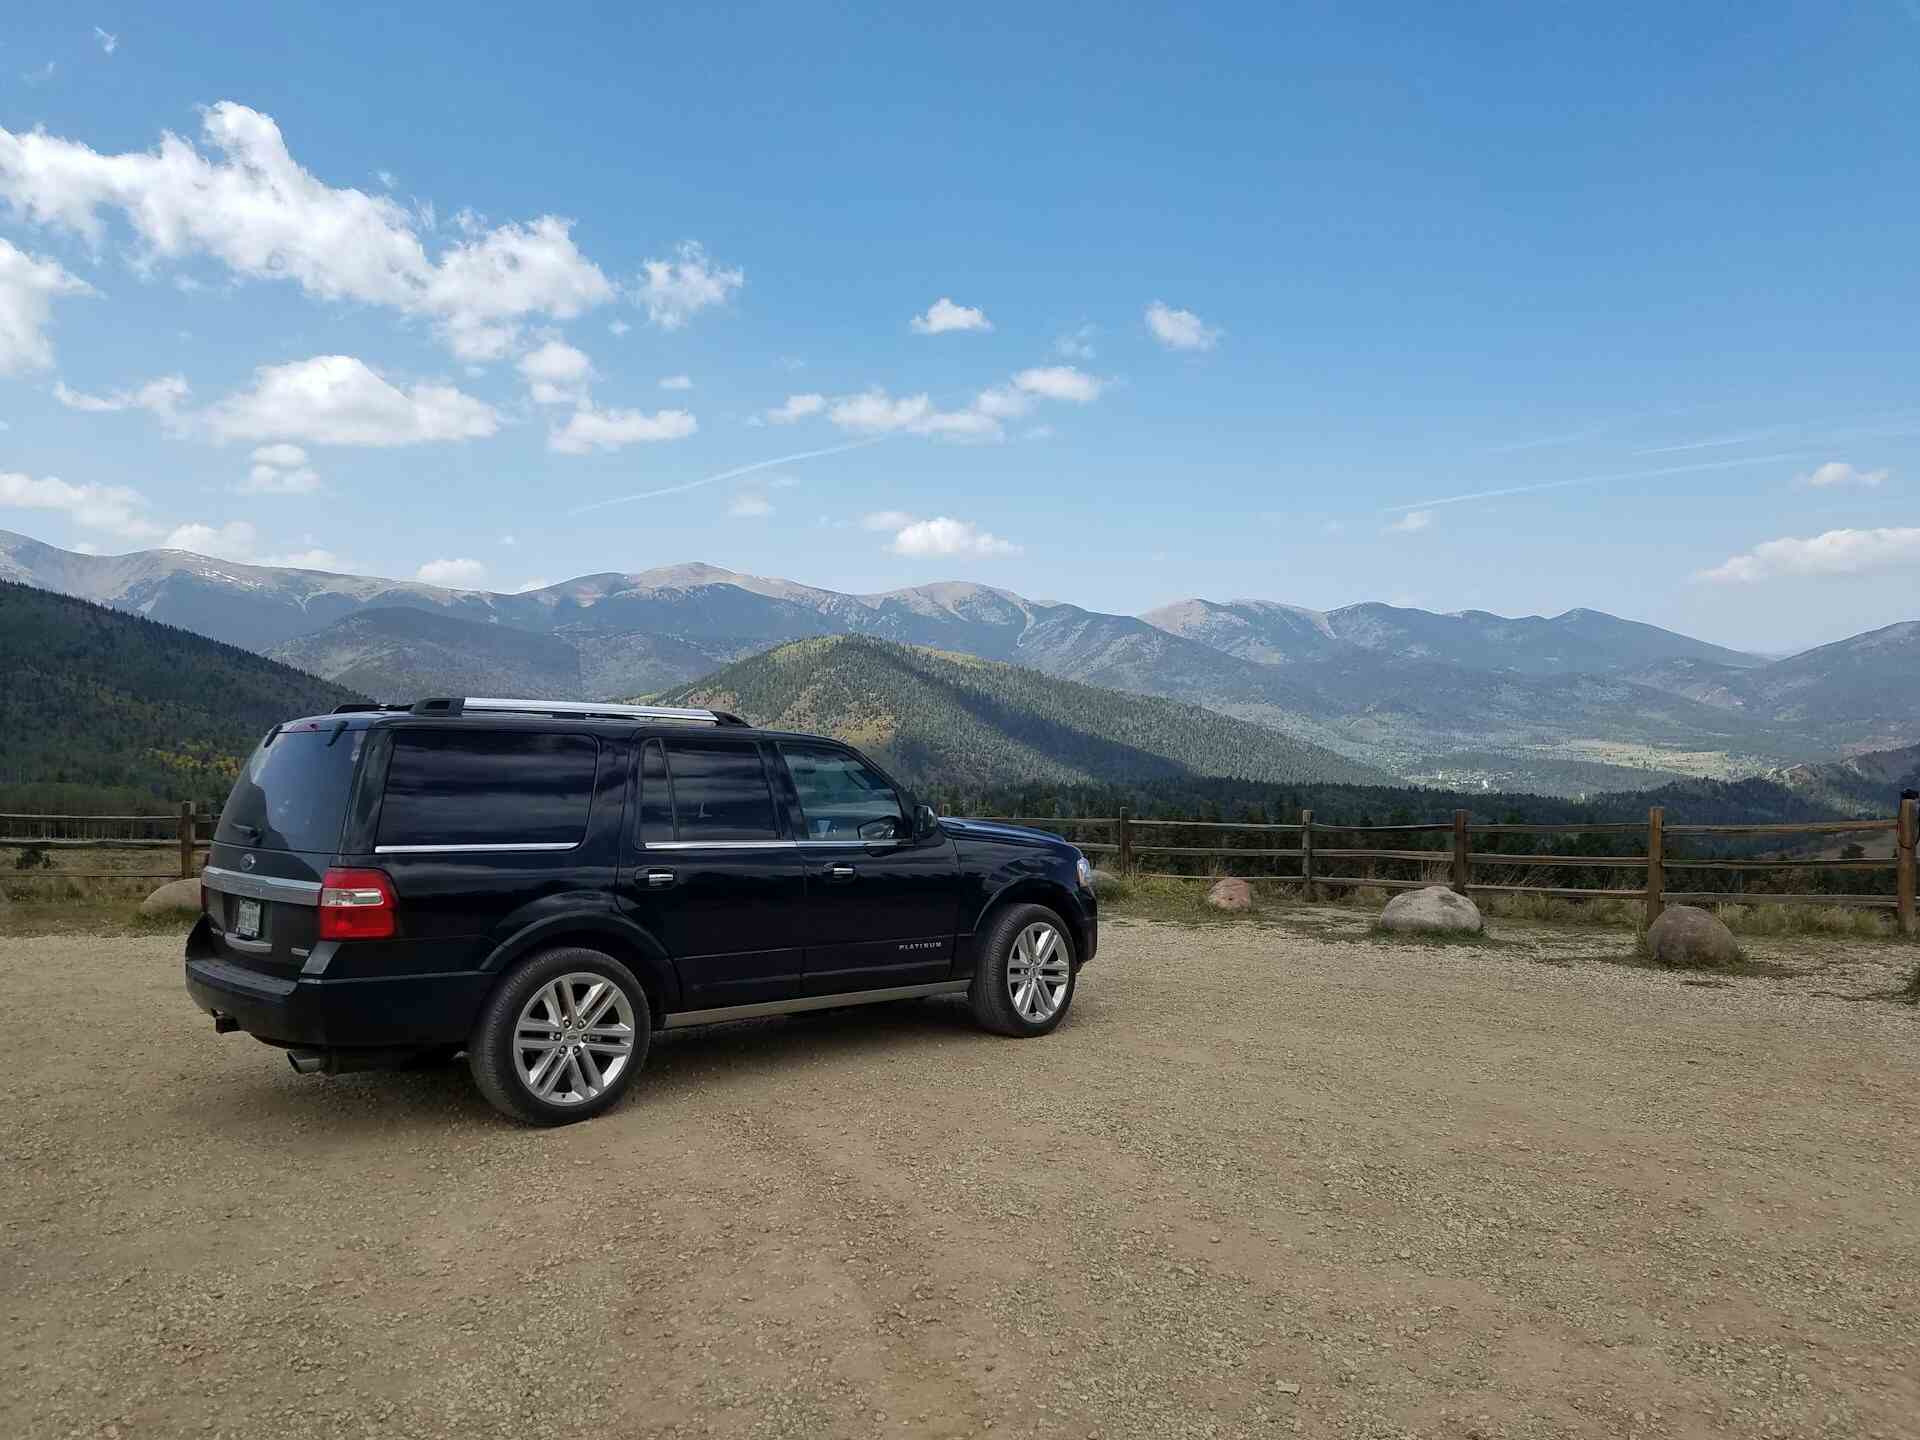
[480,912,681,1025]
[970,878,1088,969]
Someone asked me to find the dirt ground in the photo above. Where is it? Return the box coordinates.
[3,912,1917,1440]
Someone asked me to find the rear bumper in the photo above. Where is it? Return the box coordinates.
[184,925,490,1048]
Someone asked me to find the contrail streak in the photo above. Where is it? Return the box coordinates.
[567,439,882,515]
[1379,452,1807,513]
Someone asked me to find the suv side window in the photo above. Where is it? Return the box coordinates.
[778,743,906,842]
[377,729,598,849]
[637,738,674,846]
[654,740,780,843]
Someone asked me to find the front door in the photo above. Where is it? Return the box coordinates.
[616,736,805,1012]
[772,741,961,994]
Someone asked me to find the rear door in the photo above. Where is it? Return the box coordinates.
[615,736,805,1012]
[201,719,364,978]
[772,741,961,994]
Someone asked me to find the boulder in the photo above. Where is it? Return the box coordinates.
[1206,877,1254,912]
[1089,867,1123,895]
[1645,904,1741,969]
[138,877,202,918]
[1378,885,1483,935]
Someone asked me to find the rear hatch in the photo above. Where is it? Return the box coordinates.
[201,721,366,976]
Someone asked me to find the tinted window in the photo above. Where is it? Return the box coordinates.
[377,730,597,848]
[660,741,778,842]
[637,739,673,845]
[217,725,363,854]
[780,744,905,841]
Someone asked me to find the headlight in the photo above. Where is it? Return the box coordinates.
[1075,853,1094,890]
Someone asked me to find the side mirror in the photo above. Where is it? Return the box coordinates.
[914,803,939,839]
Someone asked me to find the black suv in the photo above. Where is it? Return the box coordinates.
[184,697,1096,1124]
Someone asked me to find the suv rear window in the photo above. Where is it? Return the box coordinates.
[377,730,598,849]
[217,725,363,854]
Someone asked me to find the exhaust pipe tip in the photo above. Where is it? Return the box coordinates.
[287,1049,328,1075]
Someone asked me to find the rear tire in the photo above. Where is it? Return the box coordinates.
[968,903,1076,1037]
[469,947,651,1125]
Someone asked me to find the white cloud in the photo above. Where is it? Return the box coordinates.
[517,338,594,405]
[910,297,991,334]
[1145,300,1221,352]
[164,520,257,559]
[766,392,826,424]
[0,104,614,359]
[261,548,354,571]
[511,577,550,593]
[608,319,630,337]
[861,510,916,531]
[72,541,98,554]
[0,470,159,539]
[888,516,1020,558]
[548,405,697,454]
[974,386,1032,420]
[633,240,743,330]
[93,27,118,55]
[1012,366,1103,403]
[1801,461,1889,489]
[53,373,189,420]
[830,389,933,434]
[1389,510,1433,533]
[205,355,499,446]
[1698,526,1920,583]
[658,373,693,391]
[0,238,94,374]
[727,494,773,518]
[416,557,487,588]
[1055,325,1096,360]
[250,443,308,467]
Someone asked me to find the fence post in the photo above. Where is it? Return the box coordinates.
[178,800,195,880]
[1451,810,1470,895]
[1300,808,1314,901]
[1897,795,1916,939]
[1116,808,1134,874]
[1645,806,1665,929]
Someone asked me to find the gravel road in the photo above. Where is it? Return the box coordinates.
[3,915,1917,1439]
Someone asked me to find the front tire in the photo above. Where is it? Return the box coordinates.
[469,947,652,1125]
[968,903,1077,1037]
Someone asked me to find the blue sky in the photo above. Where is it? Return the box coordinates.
[1,3,1916,652]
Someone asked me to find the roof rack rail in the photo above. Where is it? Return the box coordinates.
[331,702,415,714]
[406,697,749,726]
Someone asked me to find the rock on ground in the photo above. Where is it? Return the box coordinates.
[138,877,201,917]
[1645,904,1741,968]
[1207,877,1254,912]
[1089,868,1123,895]
[1379,884,1483,934]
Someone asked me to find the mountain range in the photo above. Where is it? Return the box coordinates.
[4,526,1915,795]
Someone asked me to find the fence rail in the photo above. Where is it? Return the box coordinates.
[4,798,1916,934]
[977,798,1920,936]
[0,803,208,881]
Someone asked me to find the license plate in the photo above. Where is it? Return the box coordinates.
[234,898,262,940]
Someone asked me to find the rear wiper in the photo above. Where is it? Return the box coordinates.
[227,823,262,842]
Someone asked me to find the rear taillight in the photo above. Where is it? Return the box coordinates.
[317,868,396,940]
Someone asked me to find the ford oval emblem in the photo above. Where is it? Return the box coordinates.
[241,853,256,871]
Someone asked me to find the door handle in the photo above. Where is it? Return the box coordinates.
[646,869,676,889]
[824,863,856,882]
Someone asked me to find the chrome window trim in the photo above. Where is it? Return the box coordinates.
[664,980,970,1028]
[201,866,323,906]
[373,842,581,854]
[794,838,903,848]
[642,839,795,851]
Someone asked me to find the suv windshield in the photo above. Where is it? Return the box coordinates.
[215,725,363,854]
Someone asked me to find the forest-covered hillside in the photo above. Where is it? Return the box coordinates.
[0,580,362,810]
[654,635,1390,788]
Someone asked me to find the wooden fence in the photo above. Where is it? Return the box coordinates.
[980,800,1919,937]
[3,799,1916,936]
[0,804,210,881]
